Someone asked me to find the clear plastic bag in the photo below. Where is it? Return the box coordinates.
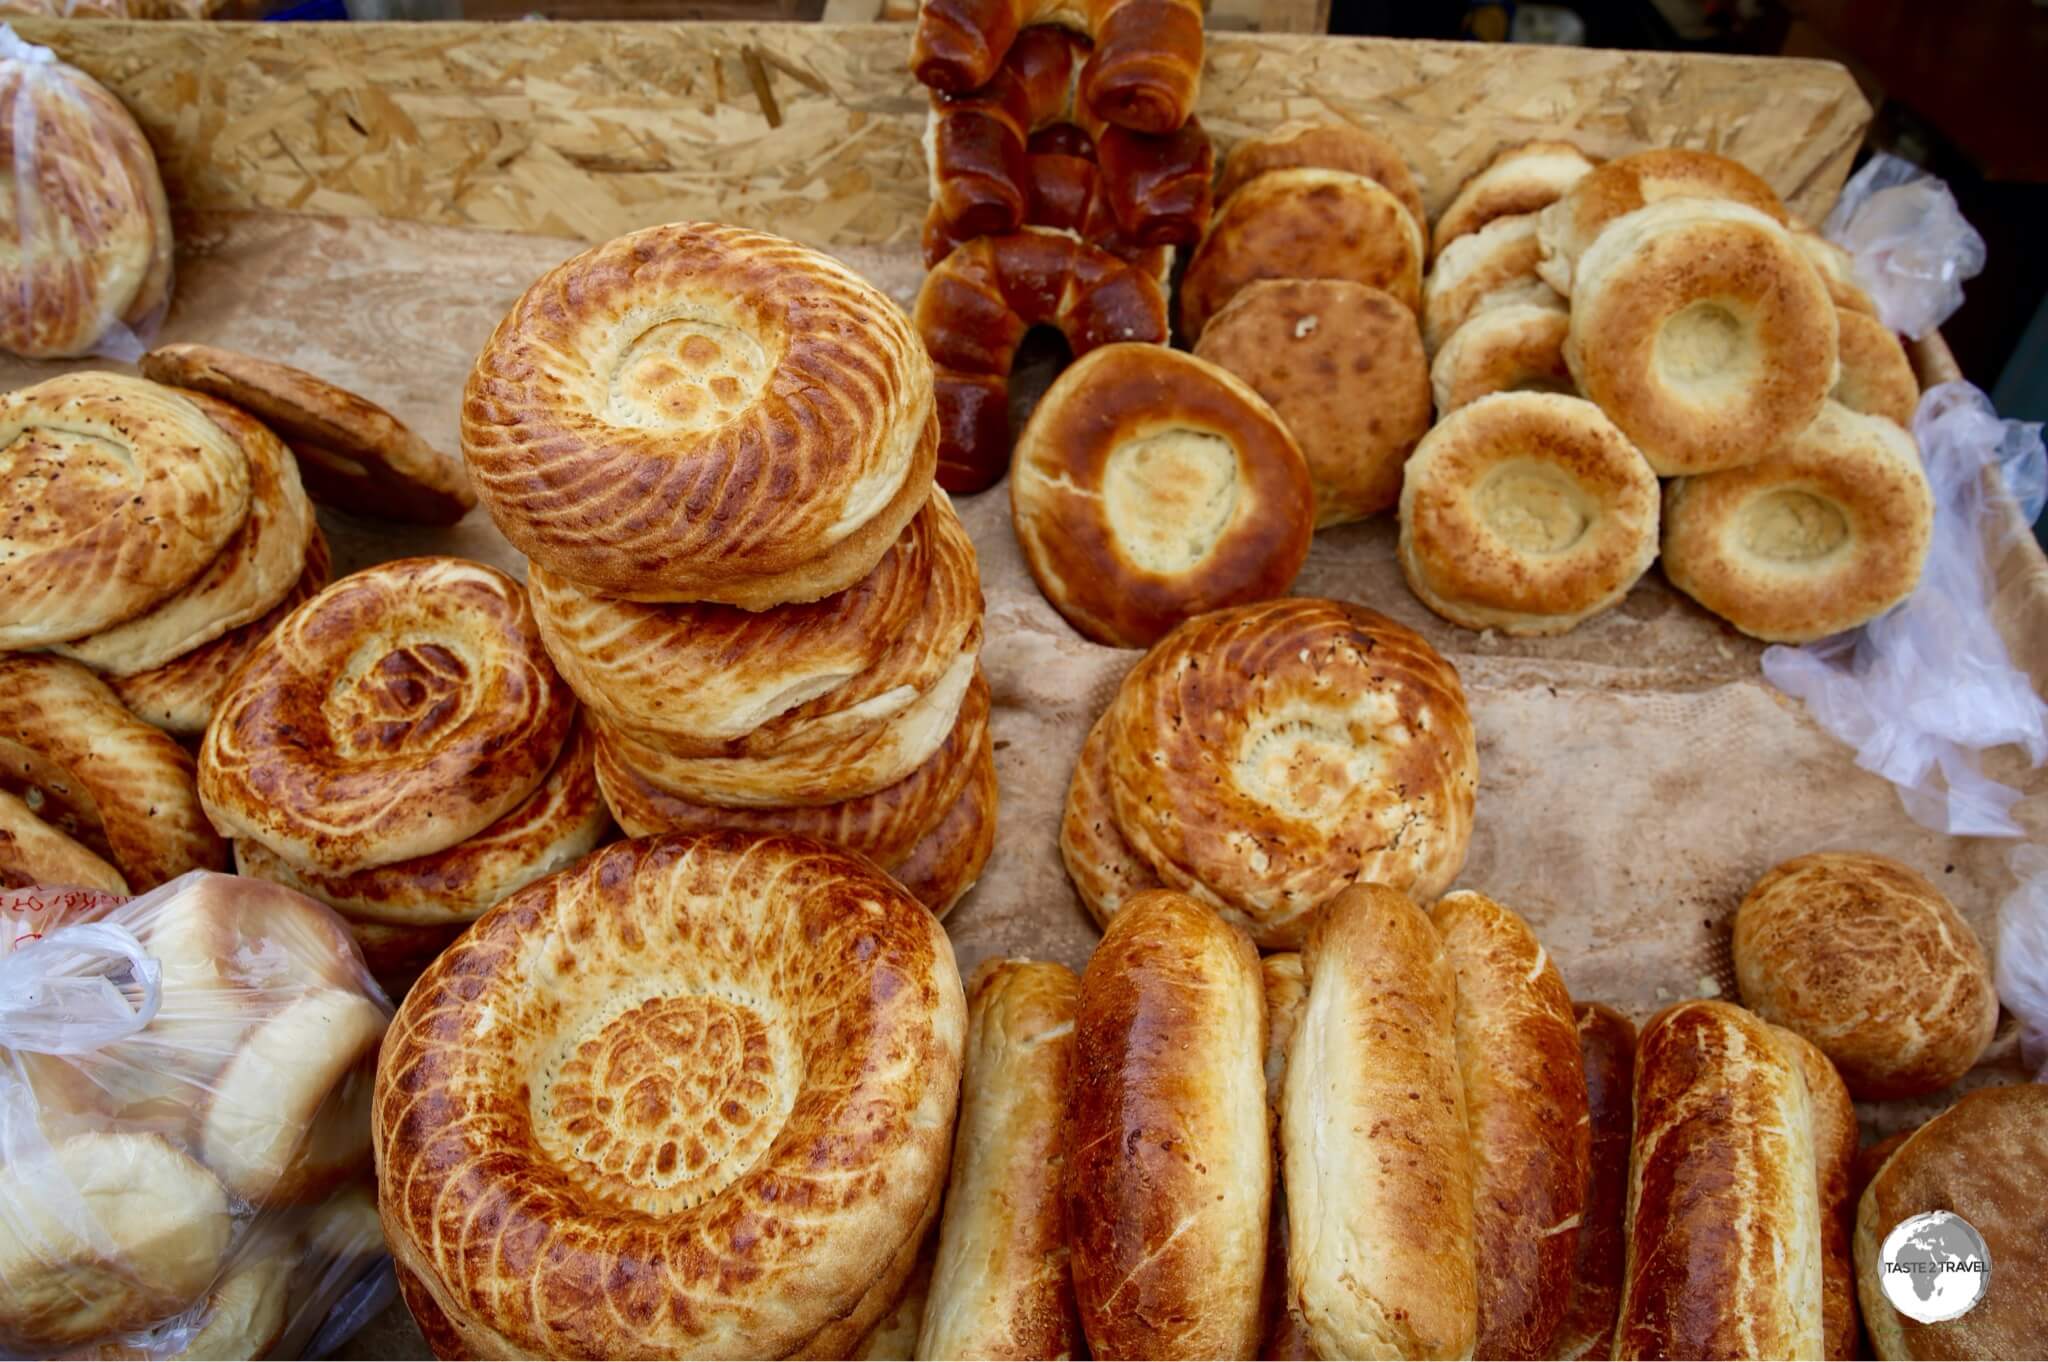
[1823,152,1987,341]
[0,25,174,361]
[0,872,393,1360]
[1761,383,2048,837]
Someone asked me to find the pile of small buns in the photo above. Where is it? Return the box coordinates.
[459,221,996,917]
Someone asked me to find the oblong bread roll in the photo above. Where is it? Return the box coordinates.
[1616,999,1824,1361]
[918,959,1083,1361]
[1777,1027,1861,1362]
[1555,1003,1637,1361]
[1066,889,1268,1360]
[1283,883,1476,1361]
[1258,953,1315,1362]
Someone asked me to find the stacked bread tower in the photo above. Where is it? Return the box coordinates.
[1402,144,1933,640]
[460,222,993,916]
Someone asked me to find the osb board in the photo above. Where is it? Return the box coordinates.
[11,20,1869,246]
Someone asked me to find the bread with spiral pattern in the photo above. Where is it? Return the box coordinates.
[373,830,967,1359]
[462,223,936,608]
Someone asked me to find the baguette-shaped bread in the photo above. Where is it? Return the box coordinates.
[1284,883,1476,1360]
[1616,1000,1824,1361]
[1432,890,1589,1359]
[1258,954,1315,1361]
[1554,1003,1635,1360]
[918,960,1084,1361]
[1066,889,1268,1360]
[1777,1027,1860,1361]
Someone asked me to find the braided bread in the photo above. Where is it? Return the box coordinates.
[915,227,1169,492]
[373,830,967,1359]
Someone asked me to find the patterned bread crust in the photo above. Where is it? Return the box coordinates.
[233,717,611,928]
[1215,120,1425,232]
[1057,706,1161,929]
[462,223,936,607]
[886,734,996,918]
[53,390,316,676]
[0,373,251,650]
[372,831,967,1359]
[199,556,576,874]
[0,786,128,892]
[1432,139,1598,261]
[109,527,332,738]
[1102,598,1478,949]
[139,343,476,526]
[1535,147,1788,295]
[0,654,224,888]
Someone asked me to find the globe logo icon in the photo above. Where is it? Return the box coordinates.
[1879,1211,1993,1324]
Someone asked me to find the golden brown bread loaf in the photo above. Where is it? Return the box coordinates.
[1563,198,1838,478]
[1433,140,1598,261]
[1057,707,1163,927]
[1554,1003,1636,1361]
[1399,392,1660,636]
[0,654,224,888]
[0,786,127,892]
[1854,1084,2047,1361]
[139,343,476,526]
[1065,889,1268,1360]
[1662,404,1934,643]
[1431,890,1589,1360]
[0,373,251,651]
[1256,952,1315,1362]
[1732,851,1997,1099]
[1832,309,1919,429]
[463,223,935,606]
[1777,1027,1861,1362]
[1193,278,1432,527]
[1100,598,1477,948]
[1421,212,1553,355]
[1010,343,1314,648]
[1616,1000,1824,1361]
[198,556,576,875]
[373,831,968,1359]
[1282,884,1477,1361]
[917,960,1083,1361]
[1215,121,1426,231]
[1429,296,1575,415]
[1535,147,1789,296]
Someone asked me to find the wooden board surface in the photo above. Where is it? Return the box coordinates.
[12,19,1871,246]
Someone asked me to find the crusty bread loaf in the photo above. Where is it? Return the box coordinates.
[1777,1026,1861,1361]
[1257,953,1315,1362]
[918,960,1083,1361]
[1283,884,1476,1361]
[1554,1003,1636,1361]
[1066,889,1268,1360]
[1616,1000,1825,1361]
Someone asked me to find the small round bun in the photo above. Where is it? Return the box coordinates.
[1434,140,1598,260]
[463,223,936,607]
[1833,309,1918,429]
[1181,168,1424,340]
[1535,147,1788,295]
[1734,851,1997,1099]
[0,373,251,650]
[1430,297,1575,415]
[1216,121,1425,230]
[1662,403,1933,642]
[0,787,127,893]
[1422,212,1555,354]
[1103,598,1477,948]
[1194,279,1431,527]
[1399,393,1659,635]
[1565,198,1838,476]
[373,831,967,1359]
[1010,343,1314,648]
[199,556,576,874]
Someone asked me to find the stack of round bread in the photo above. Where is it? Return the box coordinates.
[197,556,608,982]
[462,223,993,916]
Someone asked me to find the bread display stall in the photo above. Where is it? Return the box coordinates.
[0,15,2042,1361]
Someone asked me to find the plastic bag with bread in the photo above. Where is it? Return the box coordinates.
[0,871,394,1359]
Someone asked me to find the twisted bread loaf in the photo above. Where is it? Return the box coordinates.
[373,830,967,1359]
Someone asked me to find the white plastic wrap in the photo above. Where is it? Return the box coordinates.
[0,872,393,1361]
[1999,845,2048,1081]
[1823,151,1987,341]
[0,26,174,361]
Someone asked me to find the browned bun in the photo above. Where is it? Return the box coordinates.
[198,556,577,875]
[462,223,936,607]
[1733,851,1997,1099]
[1536,147,1789,295]
[1010,343,1314,648]
[1555,1003,1636,1361]
[1421,212,1552,354]
[1216,121,1426,231]
[1661,404,1934,642]
[1433,140,1598,261]
[1616,1000,1823,1361]
[1432,889,1588,1360]
[1194,278,1432,527]
[918,960,1083,1360]
[884,735,996,918]
[1065,889,1268,1360]
[1102,598,1478,948]
[0,788,128,893]
[1430,297,1575,415]
[1793,226,1879,316]
[373,831,967,1359]
[1776,1027,1861,1361]
[1181,168,1424,339]
[139,343,476,526]
[0,655,224,888]
[1057,707,1163,928]
[1833,309,1919,429]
